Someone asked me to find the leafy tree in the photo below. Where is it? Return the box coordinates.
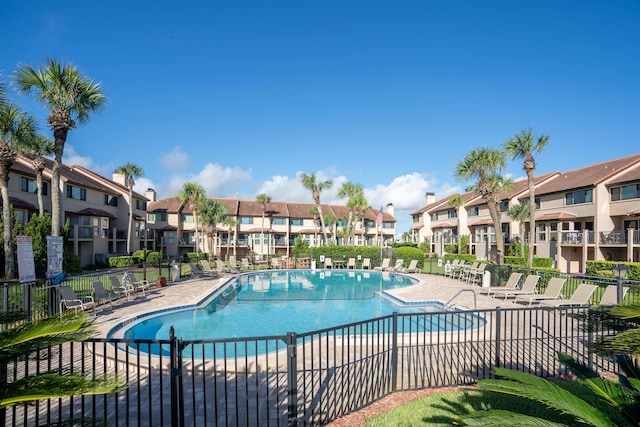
[255,193,271,255]
[507,202,530,258]
[199,198,227,260]
[15,59,106,237]
[505,128,550,269]
[337,182,367,245]
[114,162,143,254]
[448,194,465,254]
[13,213,52,278]
[323,212,339,244]
[0,82,38,278]
[223,216,238,257]
[22,134,54,216]
[178,182,206,255]
[301,173,332,245]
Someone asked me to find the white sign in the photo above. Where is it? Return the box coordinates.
[17,236,36,283]
[47,236,64,279]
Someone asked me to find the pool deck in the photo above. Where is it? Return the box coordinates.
[93,271,521,337]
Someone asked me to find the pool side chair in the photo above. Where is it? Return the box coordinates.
[374,258,391,271]
[444,259,459,278]
[459,262,478,282]
[188,262,217,278]
[324,257,333,269]
[240,257,254,271]
[490,274,540,300]
[479,272,522,296]
[362,258,372,270]
[58,285,95,317]
[346,258,356,269]
[389,259,404,272]
[598,284,629,306]
[91,279,114,311]
[124,271,150,297]
[514,278,566,306]
[401,259,419,273]
[466,263,486,285]
[540,284,598,307]
[108,275,133,302]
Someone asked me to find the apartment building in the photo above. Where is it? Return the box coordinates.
[146,193,397,260]
[410,153,640,273]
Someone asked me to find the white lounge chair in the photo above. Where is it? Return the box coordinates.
[188,262,217,278]
[540,284,598,307]
[346,258,356,269]
[123,271,150,296]
[389,259,404,272]
[324,257,333,269]
[401,259,419,273]
[490,274,540,300]
[479,272,522,296]
[362,258,372,270]
[598,284,629,306]
[374,258,391,271]
[515,278,566,306]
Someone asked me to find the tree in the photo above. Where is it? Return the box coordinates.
[178,182,206,255]
[301,173,332,245]
[507,202,530,258]
[338,182,367,246]
[23,134,54,216]
[448,194,465,254]
[199,198,227,260]
[323,213,339,244]
[0,91,38,278]
[505,128,550,268]
[255,193,271,256]
[454,148,508,262]
[223,216,238,258]
[15,59,106,237]
[114,162,144,254]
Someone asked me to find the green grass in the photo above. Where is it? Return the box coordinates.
[363,381,633,427]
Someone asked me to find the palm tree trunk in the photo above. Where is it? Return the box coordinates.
[193,209,199,256]
[486,200,504,262]
[318,205,328,245]
[126,187,133,254]
[2,184,16,278]
[36,171,44,216]
[527,170,536,269]
[50,134,67,237]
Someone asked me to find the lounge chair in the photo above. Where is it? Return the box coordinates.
[188,262,218,278]
[240,257,254,270]
[466,263,486,285]
[459,262,479,282]
[374,258,391,271]
[515,278,566,306]
[362,258,372,270]
[215,259,239,274]
[91,279,114,311]
[389,259,404,272]
[444,259,459,278]
[324,257,333,269]
[540,284,598,307]
[58,285,95,316]
[401,259,419,273]
[598,284,629,306]
[479,272,522,296]
[489,274,541,300]
[346,258,356,269]
[108,275,133,302]
[123,271,150,296]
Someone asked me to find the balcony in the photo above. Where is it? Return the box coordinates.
[68,226,95,239]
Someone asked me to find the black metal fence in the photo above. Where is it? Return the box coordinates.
[4,303,618,426]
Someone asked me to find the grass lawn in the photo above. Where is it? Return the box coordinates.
[363,382,633,427]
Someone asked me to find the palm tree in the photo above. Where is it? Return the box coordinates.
[223,216,238,258]
[337,182,367,245]
[507,202,530,258]
[0,95,38,278]
[178,182,206,256]
[323,213,339,244]
[23,134,54,216]
[301,173,332,245]
[505,128,550,269]
[0,312,127,419]
[199,199,227,260]
[15,59,106,236]
[448,194,465,254]
[454,148,508,262]
[255,193,271,256]
[114,162,144,254]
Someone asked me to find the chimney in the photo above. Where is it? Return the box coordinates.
[146,188,157,202]
[384,203,394,217]
[112,172,126,186]
[425,192,436,206]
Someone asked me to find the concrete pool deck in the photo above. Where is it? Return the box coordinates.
[93,271,521,337]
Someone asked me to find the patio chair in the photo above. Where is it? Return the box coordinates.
[479,272,522,296]
[444,259,459,278]
[91,279,114,311]
[346,257,356,269]
[373,258,391,271]
[489,274,540,300]
[540,284,598,307]
[240,257,254,270]
[514,278,566,306]
[108,275,133,302]
[361,258,372,270]
[188,262,218,278]
[466,263,486,285]
[215,259,239,274]
[123,271,150,297]
[400,259,419,273]
[389,259,404,272]
[324,257,333,269]
[459,262,478,282]
[598,284,629,306]
[58,285,95,316]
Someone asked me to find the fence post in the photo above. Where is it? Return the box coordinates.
[169,327,184,427]
[286,332,298,426]
[494,307,501,371]
[391,312,398,392]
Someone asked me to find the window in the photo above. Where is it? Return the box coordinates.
[66,185,86,200]
[20,177,48,195]
[364,220,375,228]
[535,198,541,209]
[499,201,509,212]
[431,212,438,220]
[537,223,547,242]
[136,199,147,210]
[15,210,28,224]
[272,218,286,225]
[239,217,253,224]
[565,189,592,205]
[412,215,420,223]
[382,222,394,229]
[447,209,457,219]
[611,184,640,201]
[181,232,194,244]
[181,214,194,223]
[148,212,167,221]
[290,218,303,226]
[337,220,345,227]
[104,194,118,206]
[468,207,479,217]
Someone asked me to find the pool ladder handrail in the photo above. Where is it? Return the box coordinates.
[444,289,477,310]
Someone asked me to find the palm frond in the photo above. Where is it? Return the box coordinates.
[610,305,640,320]
[457,409,569,426]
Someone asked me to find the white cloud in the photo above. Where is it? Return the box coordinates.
[159,146,189,171]
[133,177,157,197]
[63,144,96,170]
[155,162,253,199]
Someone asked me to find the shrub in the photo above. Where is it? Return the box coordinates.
[106,256,137,268]
[63,253,82,274]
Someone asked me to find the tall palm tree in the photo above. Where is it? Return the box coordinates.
[505,128,550,269]
[323,213,339,244]
[337,182,367,246]
[301,173,332,245]
[23,134,54,216]
[0,97,38,278]
[448,194,465,254]
[454,148,508,261]
[199,199,227,260]
[15,59,106,236]
[223,216,238,258]
[507,202,530,258]
[255,193,271,256]
[178,182,206,256]
[114,162,144,254]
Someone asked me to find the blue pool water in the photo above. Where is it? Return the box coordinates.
[117,270,484,357]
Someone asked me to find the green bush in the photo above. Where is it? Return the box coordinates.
[131,249,163,265]
[392,246,425,268]
[106,255,137,268]
[586,261,640,280]
[444,254,476,262]
[63,253,82,274]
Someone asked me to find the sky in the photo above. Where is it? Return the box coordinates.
[2,1,639,234]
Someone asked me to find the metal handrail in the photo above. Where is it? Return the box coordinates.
[444,288,477,310]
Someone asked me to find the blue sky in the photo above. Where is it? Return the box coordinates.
[2,1,639,234]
